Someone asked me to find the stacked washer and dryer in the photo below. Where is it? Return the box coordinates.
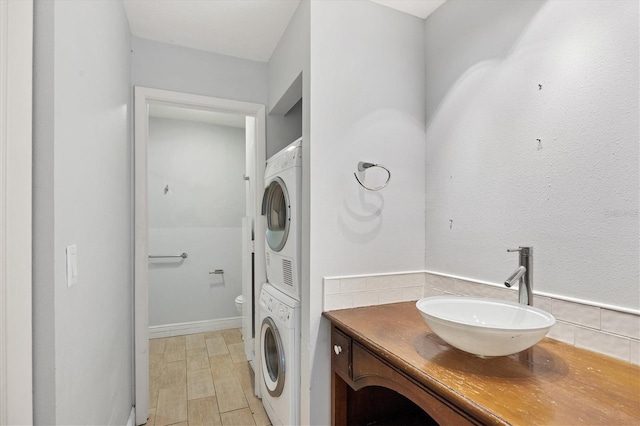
[259,138,302,426]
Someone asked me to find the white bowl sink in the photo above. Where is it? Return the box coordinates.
[416,296,556,357]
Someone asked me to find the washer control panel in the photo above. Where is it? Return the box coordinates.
[260,287,297,328]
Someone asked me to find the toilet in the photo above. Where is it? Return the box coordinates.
[235,295,243,315]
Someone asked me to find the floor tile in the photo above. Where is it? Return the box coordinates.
[227,343,247,364]
[214,376,248,413]
[165,335,186,350]
[232,362,253,391]
[188,396,222,426]
[220,408,256,426]
[203,330,223,340]
[149,338,166,355]
[149,379,160,410]
[252,405,271,426]
[186,333,206,350]
[164,347,186,363]
[206,337,230,356]
[160,360,186,388]
[155,385,187,426]
[150,352,164,377]
[242,386,262,415]
[187,348,210,371]
[222,329,243,345]
[142,406,156,426]
[149,330,266,426]
[210,355,235,382]
[187,368,216,400]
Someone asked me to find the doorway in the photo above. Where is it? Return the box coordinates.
[134,87,266,425]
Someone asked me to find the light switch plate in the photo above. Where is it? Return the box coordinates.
[66,244,78,288]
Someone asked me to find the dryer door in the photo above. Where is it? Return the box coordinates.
[261,177,290,252]
[261,317,286,397]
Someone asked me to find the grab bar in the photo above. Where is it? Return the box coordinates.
[149,252,188,259]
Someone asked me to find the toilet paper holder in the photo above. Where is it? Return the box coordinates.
[209,269,224,275]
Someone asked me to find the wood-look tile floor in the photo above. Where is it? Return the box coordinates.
[144,329,271,426]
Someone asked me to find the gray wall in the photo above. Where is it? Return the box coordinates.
[148,117,245,325]
[132,36,268,106]
[33,0,133,424]
[424,0,639,309]
[308,1,426,424]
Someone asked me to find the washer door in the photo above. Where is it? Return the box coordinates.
[262,177,290,252]
[261,317,286,397]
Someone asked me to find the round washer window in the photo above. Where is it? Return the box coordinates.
[261,317,286,397]
[264,178,290,252]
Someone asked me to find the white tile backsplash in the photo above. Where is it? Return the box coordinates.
[353,291,379,308]
[340,277,367,293]
[367,273,424,291]
[575,326,631,362]
[551,299,601,329]
[547,321,575,345]
[426,273,453,292]
[402,286,424,302]
[630,340,640,366]
[423,286,451,297]
[324,278,341,295]
[378,289,406,305]
[601,309,640,340]
[322,271,640,364]
[533,295,553,313]
[324,293,353,311]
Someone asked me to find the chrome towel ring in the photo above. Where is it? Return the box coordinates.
[354,161,391,191]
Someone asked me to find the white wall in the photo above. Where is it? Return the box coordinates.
[148,117,245,325]
[132,36,268,106]
[33,0,133,424]
[308,2,426,424]
[424,0,639,310]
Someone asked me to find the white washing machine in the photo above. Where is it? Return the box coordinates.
[259,283,300,426]
[262,138,302,300]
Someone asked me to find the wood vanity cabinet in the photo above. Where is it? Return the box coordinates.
[325,302,640,426]
[331,325,478,426]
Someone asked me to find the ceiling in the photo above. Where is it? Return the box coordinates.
[123,0,446,63]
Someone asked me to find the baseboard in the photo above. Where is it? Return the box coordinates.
[149,317,243,339]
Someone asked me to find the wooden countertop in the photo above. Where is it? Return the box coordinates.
[323,302,640,425]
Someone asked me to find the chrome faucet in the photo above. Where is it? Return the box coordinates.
[504,246,533,306]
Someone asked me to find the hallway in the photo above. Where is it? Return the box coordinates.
[145,329,270,426]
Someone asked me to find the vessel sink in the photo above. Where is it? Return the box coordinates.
[416,296,556,357]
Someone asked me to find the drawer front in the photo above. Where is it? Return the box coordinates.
[332,327,352,381]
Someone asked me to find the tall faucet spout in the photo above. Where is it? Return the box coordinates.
[504,266,526,288]
[505,246,534,306]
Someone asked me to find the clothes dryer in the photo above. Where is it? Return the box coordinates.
[259,283,300,426]
[262,138,302,300]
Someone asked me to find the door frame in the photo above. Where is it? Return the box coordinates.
[133,86,266,425]
[0,0,33,424]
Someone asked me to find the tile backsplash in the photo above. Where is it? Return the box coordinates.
[323,271,640,365]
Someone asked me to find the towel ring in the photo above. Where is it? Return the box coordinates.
[354,162,391,191]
